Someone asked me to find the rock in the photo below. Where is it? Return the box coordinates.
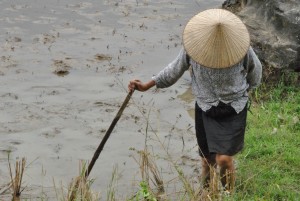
[223,0,300,76]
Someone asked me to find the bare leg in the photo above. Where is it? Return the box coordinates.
[201,154,216,188]
[216,154,235,192]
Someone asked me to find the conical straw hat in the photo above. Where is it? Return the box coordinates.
[183,9,250,68]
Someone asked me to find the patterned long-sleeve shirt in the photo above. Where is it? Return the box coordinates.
[152,47,262,113]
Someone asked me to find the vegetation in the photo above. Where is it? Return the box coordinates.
[232,80,300,200]
[1,74,299,200]
[125,76,300,200]
[9,157,26,201]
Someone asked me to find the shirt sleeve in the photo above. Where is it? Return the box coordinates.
[246,46,262,90]
[152,48,190,88]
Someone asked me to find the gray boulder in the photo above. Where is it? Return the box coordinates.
[223,0,300,74]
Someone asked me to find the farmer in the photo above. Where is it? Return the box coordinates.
[128,9,262,192]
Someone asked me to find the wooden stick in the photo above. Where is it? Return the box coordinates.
[69,91,134,200]
[85,90,134,178]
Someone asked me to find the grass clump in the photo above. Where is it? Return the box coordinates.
[129,181,158,201]
[54,161,100,201]
[9,157,26,201]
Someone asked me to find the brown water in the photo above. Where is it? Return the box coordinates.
[0,0,223,199]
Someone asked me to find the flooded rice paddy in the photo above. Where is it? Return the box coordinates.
[0,0,223,199]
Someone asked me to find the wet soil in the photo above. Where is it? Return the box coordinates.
[0,0,223,199]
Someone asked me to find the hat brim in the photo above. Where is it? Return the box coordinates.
[183,9,250,68]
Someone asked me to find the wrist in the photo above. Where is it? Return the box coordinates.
[145,80,155,90]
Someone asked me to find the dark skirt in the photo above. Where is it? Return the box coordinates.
[195,102,247,157]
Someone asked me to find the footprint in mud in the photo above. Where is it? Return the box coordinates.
[52,59,71,76]
[94,53,112,61]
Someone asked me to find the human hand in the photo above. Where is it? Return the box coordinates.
[128,79,155,92]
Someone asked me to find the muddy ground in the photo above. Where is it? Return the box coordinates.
[0,0,223,199]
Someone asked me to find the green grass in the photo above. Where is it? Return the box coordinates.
[126,81,300,201]
[128,181,158,201]
[231,84,300,200]
[5,77,298,201]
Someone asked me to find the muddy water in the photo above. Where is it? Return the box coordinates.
[0,0,223,199]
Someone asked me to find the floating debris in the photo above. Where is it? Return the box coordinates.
[52,60,71,76]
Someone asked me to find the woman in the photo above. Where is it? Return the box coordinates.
[128,9,262,192]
